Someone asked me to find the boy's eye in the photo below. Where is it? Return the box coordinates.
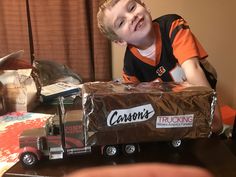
[115,18,125,29]
[118,20,124,28]
[128,2,136,12]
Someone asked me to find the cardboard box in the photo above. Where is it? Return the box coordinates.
[0,69,39,112]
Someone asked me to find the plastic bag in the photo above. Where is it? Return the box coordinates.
[33,60,82,86]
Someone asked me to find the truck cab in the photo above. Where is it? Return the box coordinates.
[19,106,90,167]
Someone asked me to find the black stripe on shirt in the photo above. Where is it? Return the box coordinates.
[170,24,190,44]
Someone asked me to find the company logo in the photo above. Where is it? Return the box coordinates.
[156,114,194,128]
[107,104,155,126]
[156,66,166,76]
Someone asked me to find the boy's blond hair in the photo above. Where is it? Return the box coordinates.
[97,0,144,41]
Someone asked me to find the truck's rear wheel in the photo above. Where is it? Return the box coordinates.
[20,152,38,167]
[122,144,138,155]
[103,145,118,157]
[171,140,182,148]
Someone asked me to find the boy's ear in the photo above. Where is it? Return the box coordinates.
[114,39,127,46]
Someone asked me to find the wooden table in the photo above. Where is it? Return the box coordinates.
[3,137,236,177]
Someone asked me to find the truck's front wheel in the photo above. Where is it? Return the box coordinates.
[20,152,38,168]
[103,145,118,157]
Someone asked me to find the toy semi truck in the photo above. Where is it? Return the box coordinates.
[18,81,216,167]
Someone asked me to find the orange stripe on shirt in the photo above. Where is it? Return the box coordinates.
[170,19,208,64]
[169,18,189,39]
[122,72,140,84]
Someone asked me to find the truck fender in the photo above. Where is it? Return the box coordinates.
[19,147,42,160]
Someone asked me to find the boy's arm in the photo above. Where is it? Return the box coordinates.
[181,57,223,134]
[181,58,210,87]
[122,72,140,84]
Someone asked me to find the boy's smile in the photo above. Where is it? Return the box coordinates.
[104,0,154,49]
[131,16,145,32]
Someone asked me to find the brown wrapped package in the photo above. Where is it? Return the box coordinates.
[82,81,216,146]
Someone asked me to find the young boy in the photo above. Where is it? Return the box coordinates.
[97,0,223,134]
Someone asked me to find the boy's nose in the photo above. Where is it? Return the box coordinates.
[131,15,138,25]
[127,13,137,25]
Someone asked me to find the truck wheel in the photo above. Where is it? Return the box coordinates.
[20,152,38,167]
[171,140,182,148]
[103,145,118,157]
[122,144,138,155]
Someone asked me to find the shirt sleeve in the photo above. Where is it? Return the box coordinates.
[122,72,140,84]
[169,18,208,65]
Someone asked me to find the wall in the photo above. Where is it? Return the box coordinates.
[111,0,236,109]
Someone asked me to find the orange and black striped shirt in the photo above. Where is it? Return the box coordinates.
[123,14,216,88]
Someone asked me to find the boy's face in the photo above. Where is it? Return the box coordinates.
[104,0,153,46]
